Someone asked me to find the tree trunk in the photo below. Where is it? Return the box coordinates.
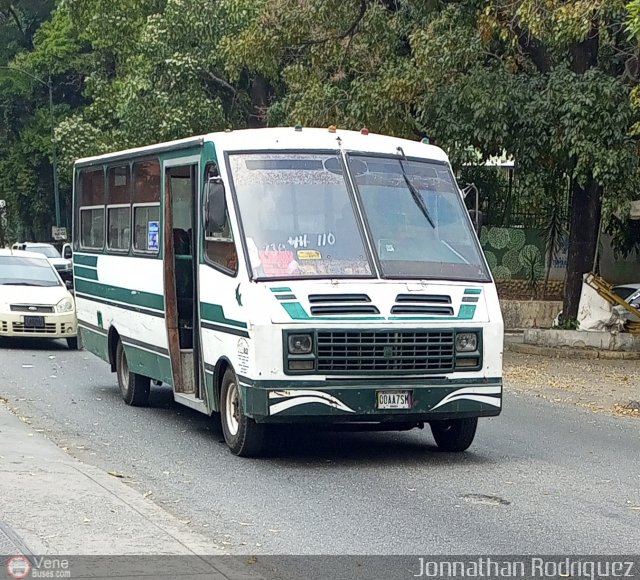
[562,177,602,320]
[248,75,271,128]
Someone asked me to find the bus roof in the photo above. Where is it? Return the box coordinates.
[73,127,450,168]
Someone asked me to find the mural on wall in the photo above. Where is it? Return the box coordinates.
[479,227,545,280]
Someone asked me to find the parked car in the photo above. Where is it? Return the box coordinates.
[11,242,73,284]
[0,249,78,349]
[612,282,640,307]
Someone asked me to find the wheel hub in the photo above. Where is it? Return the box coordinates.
[225,381,240,436]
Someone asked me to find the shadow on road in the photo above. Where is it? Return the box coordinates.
[90,380,494,466]
[0,337,69,350]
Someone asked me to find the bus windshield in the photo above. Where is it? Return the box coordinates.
[229,153,373,278]
[349,154,490,281]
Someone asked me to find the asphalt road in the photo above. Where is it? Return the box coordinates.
[1,337,639,558]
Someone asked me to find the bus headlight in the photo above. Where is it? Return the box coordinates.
[288,334,313,354]
[455,332,478,352]
[56,298,74,313]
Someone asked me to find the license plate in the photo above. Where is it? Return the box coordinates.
[376,390,412,410]
[23,315,45,328]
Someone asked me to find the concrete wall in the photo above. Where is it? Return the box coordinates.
[500,300,562,330]
[524,328,640,352]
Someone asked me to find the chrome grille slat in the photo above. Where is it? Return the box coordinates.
[10,305,55,313]
[316,330,455,374]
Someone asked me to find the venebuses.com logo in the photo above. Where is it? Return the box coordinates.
[7,556,31,579]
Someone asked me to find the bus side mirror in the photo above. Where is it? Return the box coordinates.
[468,210,483,235]
[62,243,73,260]
[205,178,226,230]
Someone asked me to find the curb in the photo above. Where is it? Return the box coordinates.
[506,342,640,360]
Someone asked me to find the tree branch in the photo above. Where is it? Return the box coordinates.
[205,71,237,96]
[510,21,553,73]
[295,0,369,51]
[1,2,26,38]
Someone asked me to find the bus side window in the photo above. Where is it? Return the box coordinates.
[204,163,237,274]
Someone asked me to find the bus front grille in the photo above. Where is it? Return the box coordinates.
[316,330,455,374]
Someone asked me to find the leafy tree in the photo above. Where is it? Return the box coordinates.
[228,0,639,319]
[0,0,58,241]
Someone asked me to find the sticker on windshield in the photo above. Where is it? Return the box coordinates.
[259,250,298,276]
[297,250,321,260]
[148,221,159,252]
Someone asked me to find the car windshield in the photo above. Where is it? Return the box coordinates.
[229,153,372,278]
[28,245,61,259]
[0,256,61,287]
[349,154,490,281]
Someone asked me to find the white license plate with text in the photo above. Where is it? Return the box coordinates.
[376,390,412,410]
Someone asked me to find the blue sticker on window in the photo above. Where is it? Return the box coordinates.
[148,221,159,251]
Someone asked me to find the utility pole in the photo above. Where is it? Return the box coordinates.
[0,66,61,228]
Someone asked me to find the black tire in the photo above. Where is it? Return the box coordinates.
[66,337,79,350]
[219,368,265,457]
[115,340,150,407]
[430,417,478,452]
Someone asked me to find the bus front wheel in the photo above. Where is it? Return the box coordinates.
[220,369,265,457]
[430,417,478,452]
[115,340,150,407]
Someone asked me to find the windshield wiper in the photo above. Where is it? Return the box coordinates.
[396,147,435,229]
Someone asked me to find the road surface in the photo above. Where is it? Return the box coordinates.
[0,337,639,557]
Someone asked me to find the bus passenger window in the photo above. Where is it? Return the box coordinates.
[133,205,160,253]
[80,207,105,250]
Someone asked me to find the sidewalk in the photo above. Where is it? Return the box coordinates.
[0,403,226,558]
[0,403,276,578]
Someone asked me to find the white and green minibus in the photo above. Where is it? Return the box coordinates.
[71,127,503,456]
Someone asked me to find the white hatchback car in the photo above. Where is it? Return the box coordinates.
[0,249,78,349]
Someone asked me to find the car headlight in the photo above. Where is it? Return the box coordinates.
[288,334,313,354]
[55,297,74,313]
[455,332,478,352]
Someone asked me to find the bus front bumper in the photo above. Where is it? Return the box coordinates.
[239,378,503,424]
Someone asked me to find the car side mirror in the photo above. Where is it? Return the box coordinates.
[205,177,227,231]
[62,243,73,260]
[65,280,73,290]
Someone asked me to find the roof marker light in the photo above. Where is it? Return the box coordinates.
[294,124,302,132]
[360,127,369,135]
[421,137,430,144]
[328,125,337,133]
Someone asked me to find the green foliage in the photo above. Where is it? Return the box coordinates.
[553,318,580,330]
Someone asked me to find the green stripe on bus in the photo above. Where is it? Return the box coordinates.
[270,287,292,293]
[122,342,173,386]
[200,303,247,329]
[73,254,98,267]
[74,278,164,312]
[74,266,98,280]
[464,288,482,295]
[281,301,310,319]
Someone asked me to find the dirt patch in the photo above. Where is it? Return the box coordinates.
[504,350,640,418]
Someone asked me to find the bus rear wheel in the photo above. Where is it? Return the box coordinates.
[430,417,478,452]
[220,368,265,457]
[116,340,150,407]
